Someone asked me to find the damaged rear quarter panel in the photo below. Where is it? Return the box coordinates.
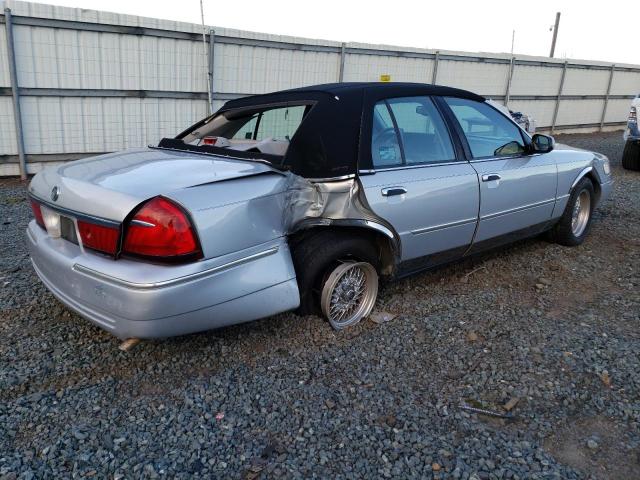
[166,170,399,262]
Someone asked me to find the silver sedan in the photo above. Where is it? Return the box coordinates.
[27,82,613,338]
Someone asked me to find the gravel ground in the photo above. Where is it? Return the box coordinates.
[1,131,639,479]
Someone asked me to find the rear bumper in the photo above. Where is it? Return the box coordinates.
[27,221,300,338]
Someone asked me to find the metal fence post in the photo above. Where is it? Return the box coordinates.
[599,64,615,131]
[4,8,27,180]
[551,61,568,134]
[338,42,346,82]
[431,50,440,84]
[504,56,515,107]
[208,29,215,113]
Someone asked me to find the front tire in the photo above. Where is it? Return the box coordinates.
[549,177,595,246]
[622,140,640,171]
[291,231,380,329]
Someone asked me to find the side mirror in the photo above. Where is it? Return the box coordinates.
[531,134,555,153]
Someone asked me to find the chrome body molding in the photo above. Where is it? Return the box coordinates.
[308,174,356,182]
[358,160,467,174]
[481,198,556,221]
[73,246,280,290]
[28,192,120,227]
[131,219,155,227]
[411,217,477,235]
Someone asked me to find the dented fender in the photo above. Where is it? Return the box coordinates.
[282,173,401,256]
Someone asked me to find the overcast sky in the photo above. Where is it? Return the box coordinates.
[26,0,639,65]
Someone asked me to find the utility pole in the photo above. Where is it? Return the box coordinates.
[511,29,515,55]
[199,0,213,113]
[549,12,561,58]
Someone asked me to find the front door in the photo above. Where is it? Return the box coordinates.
[442,97,557,250]
[359,96,479,273]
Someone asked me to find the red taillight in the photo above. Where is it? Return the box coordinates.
[78,221,120,255]
[202,136,217,145]
[123,197,201,260]
[30,199,45,229]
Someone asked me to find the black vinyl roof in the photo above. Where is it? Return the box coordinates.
[177,83,486,179]
[222,82,484,111]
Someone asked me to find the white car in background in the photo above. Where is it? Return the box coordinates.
[623,94,640,170]
[487,100,536,134]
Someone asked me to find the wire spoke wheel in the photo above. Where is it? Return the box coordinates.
[571,189,591,237]
[320,261,378,330]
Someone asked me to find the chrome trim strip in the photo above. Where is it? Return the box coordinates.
[28,192,120,227]
[481,198,556,221]
[296,218,396,241]
[72,246,280,290]
[411,217,477,235]
[362,220,396,240]
[131,219,156,227]
[148,145,284,171]
[570,166,593,192]
[469,153,539,164]
[358,160,467,174]
[309,174,356,182]
[555,193,570,201]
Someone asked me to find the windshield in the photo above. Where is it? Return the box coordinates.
[175,103,311,159]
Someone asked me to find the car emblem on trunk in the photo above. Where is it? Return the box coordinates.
[51,186,60,201]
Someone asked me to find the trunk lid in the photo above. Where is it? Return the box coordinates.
[28,148,279,221]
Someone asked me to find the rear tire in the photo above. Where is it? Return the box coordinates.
[622,140,640,171]
[549,177,595,246]
[291,230,380,329]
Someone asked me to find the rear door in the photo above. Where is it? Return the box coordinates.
[359,95,479,272]
[442,97,557,250]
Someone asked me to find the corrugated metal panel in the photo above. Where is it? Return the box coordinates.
[0,97,18,155]
[563,67,610,96]
[510,64,563,96]
[604,98,633,123]
[0,24,11,87]
[11,25,209,91]
[556,99,606,126]
[17,96,207,154]
[213,44,338,94]
[343,54,434,83]
[610,71,640,96]
[435,60,509,96]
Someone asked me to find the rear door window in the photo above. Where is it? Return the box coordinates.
[371,102,403,167]
[371,96,456,169]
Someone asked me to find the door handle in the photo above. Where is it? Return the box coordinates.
[381,186,407,196]
[482,174,501,182]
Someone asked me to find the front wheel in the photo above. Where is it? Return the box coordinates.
[549,177,595,246]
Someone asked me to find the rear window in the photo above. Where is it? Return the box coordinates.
[230,106,306,141]
[177,103,311,159]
